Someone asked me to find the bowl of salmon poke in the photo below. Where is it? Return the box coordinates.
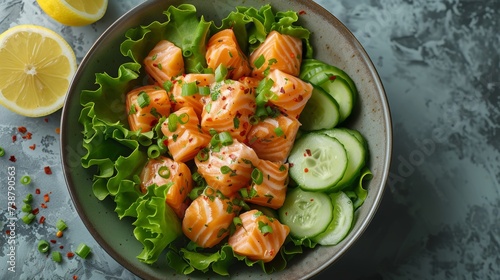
[60,0,392,279]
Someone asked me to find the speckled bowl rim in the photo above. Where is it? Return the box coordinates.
[60,0,392,279]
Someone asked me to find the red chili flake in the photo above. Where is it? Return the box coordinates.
[229,154,237,161]
[329,75,337,81]
[22,132,32,140]
[32,208,40,215]
[55,128,60,134]
[239,130,246,137]
[6,230,11,235]
[35,188,41,194]
[9,155,16,162]
[280,87,285,94]
[44,118,49,123]
[18,126,27,134]
[41,203,47,209]
[39,216,46,224]
[11,204,17,210]
[50,239,57,244]
[306,149,312,156]
[289,163,294,168]
[43,194,50,203]
[304,168,309,173]
[59,245,64,249]
[150,119,158,127]
[12,135,17,142]
[73,275,78,280]
[29,144,36,150]
[44,166,52,175]
[298,10,307,15]
[67,252,75,258]
[162,139,168,147]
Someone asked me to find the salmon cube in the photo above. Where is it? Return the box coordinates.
[171,73,215,117]
[243,160,289,209]
[206,29,251,80]
[126,85,171,132]
[144,40,184,85]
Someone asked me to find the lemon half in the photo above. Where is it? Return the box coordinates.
[0,25,77,117]
[37,0,108,26]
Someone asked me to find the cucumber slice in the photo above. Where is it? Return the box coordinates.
[288,133,348,191]
[278,187,333,238]
[312,191,354,245]
[300,59,357,121]
[301,59,358,95]
[319,77,354,122]
[321,128,366,190]
[299,86,340,131]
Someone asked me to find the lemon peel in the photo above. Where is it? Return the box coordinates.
[36,0,108,26]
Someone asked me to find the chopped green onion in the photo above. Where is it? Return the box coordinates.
[233,117,240,129]
[128,104,137,115]
[215,64,228,82]
[0,147,5,157]
[219,131,233,146]
[23,193,33,203]
[151,54,158,60]
[75,243,91,259]
[205,102,212,113]
[220,166,232,175]
[208,128,218,136]
[52,251,62,263]
[258,221,274,234]
[254,54,266,69]
[249,115,260,125]
[168,113,178,132]
[158,166,171,179]
[189,186,205,200]
[38,240,50,253]
[268,58,278,65]
[20,175,31,185]
[178,113,189,124]
[198,86,210,96]
[157,137,168,153]
[147,145,161,159]
[181,81,199,96]
[251,168,264,185]
[274,127,284,137]
[21,213,36,224]
[279,164,287,172]
[196,148,209,162]
[163,80,173,92]
[233,217,243,227]
[137,91,150,108]
[157,63,163,70]
[56,219,67,231]
[210,133,221,147]
[21,203,32,213]
[150,107,161,118]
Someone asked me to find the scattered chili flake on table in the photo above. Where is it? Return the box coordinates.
[55,128,60,134]
[9,155,16,162]
[41,203,47,209]
[39,216,46,224]
[12,135,17,142]
[35,188,41,194]
[50,239,57,244]
[32,208,40,215]
[44,193,50,202]
[18,126,27,134]
[73,275,78,280]
[298,10,307,15]
[29,144,36,150]
[44,118,49,123]
[22,132,33,140]
[6,230,11,235]
[67,252,75,258]
[44,166,52,175]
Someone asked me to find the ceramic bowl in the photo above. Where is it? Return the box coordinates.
[60,0,392,279]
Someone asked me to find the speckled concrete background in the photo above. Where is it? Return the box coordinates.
[1,0,498,279]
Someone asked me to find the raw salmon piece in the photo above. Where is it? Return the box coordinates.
[249,31,303,79]
[161,106,211,163]
[195,139,260,196]
[139,156,193,219]
[144,40,184,85]
[228,209,290,262]
[201,79,256,142]
[126,85,171,132]
[247,114,300,162]
[243,160,289,209]
[182,187,242,248]
[171,73,215,117]
[266,69,313,119]
[206,29,251,80]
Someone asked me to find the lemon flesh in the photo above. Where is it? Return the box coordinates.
[37,0,108,26]
[0,25,76,117]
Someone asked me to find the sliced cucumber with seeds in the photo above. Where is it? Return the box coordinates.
[312,191,354,245]
[288,133,348,192]
[320,128,366,190]
[299,86,340,131]
[300,59,357,122]
[279,187,333,239]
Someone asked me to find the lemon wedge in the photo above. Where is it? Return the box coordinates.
[36,0,108,26]
[0,25,77,117]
